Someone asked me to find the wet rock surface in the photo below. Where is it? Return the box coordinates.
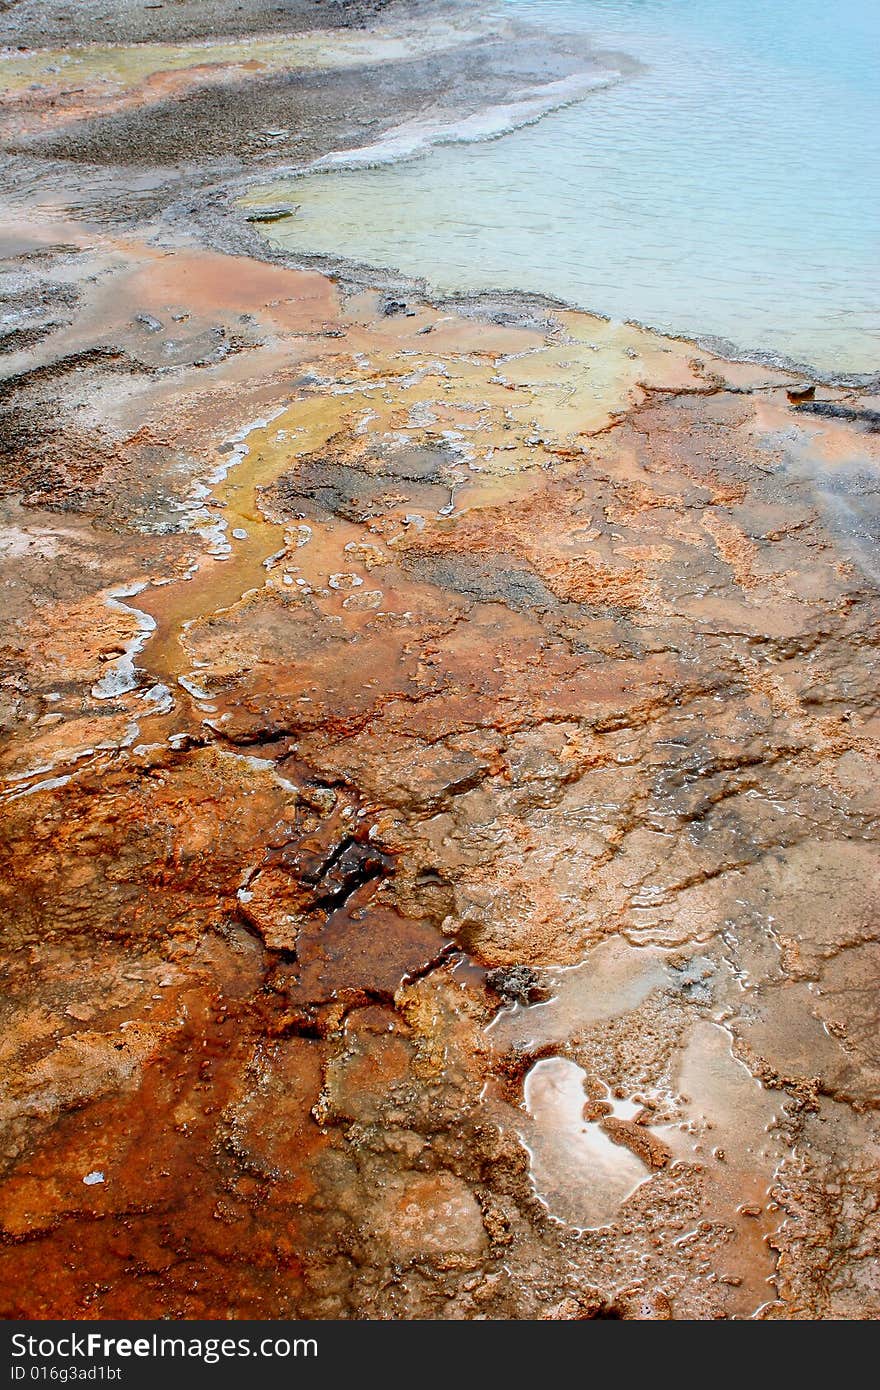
[1,0,879,1322]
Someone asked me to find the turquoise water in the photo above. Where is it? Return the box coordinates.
[252,0,880,377]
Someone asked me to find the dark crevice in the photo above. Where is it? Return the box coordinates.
[400,939,457,987]
[794,401,880,430]
[307,832,360,885]
[307,873,381,917]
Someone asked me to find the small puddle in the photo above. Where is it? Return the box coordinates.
[488,937,673,1231]
[522,1057,652,1230]
[489,934,785,1314]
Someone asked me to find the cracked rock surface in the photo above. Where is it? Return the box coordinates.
[1,0,879,1322]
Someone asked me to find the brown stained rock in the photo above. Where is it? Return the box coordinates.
[238,866,310,951]
[0,746,297,947]
[367,1172,487,1262]
[541,1289,623,1319]
[224,1037,330,1197]
[279,896,451,1010]
[600,1116,672,1171]
[324,1013,416,1127]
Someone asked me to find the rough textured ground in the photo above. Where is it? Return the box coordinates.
[0,0,403,48]
[1,0,878,1322]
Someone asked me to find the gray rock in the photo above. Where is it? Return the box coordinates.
[786,382,816,403]
[244,204,297,224]
[133,312,163,333]
[486,964,544,1005]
